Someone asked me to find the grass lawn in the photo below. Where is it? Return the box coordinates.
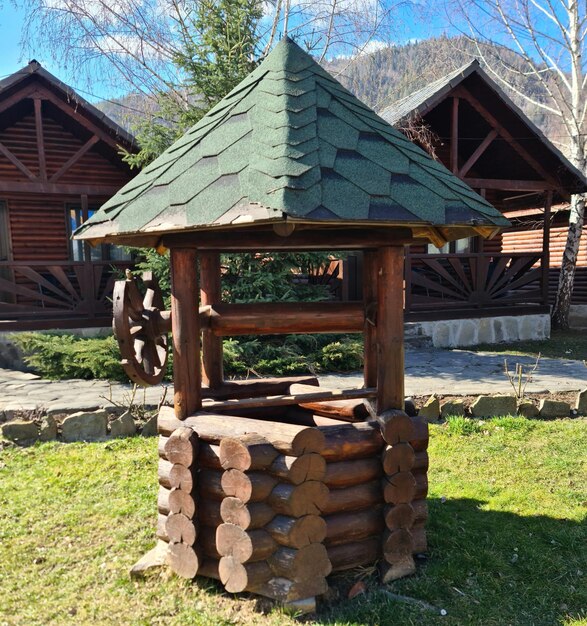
[471,329,587,361]
[1,418,586,626]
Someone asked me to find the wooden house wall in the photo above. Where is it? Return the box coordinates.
[0,104,132,264]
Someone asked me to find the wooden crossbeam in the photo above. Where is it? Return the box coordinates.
[202,387,377,412]
[463,178,553,191]
[453,85,559,186]
[0,141,37,181]
[50,135,99,182]
[458,129,498,177]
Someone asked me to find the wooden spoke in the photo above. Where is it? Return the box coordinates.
[113,271,169,386]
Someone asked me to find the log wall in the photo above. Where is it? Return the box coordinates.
[155,403,429,604]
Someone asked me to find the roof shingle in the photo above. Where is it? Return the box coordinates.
[75,39,509,243]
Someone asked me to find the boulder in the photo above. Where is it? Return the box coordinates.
[575,389,587,415]
[141,414,158,437]
[39,416,58,442]
[470,395,517,418]
[61,409,108,442]
[110,411,136,438]
[419,395,440,422]
[1,420,38,444]
[517,401,539,419]
[538,399,570,419]
[440,399,465,418]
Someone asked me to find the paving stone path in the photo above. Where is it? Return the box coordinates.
[1,348,586,413]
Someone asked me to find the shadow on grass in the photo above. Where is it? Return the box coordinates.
[312,497,587,626]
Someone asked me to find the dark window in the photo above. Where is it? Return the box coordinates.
[68,205,131,262]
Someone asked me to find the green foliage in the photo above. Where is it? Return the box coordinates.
[221,253,331,303]
[11,333,126,382]
[320,339,364,371]
[491,415,535,434]
[444,415,484,436]
[11,332,365,382]
[123,0,262,169]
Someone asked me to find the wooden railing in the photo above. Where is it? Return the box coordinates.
[0,260,129,322]
[404,252,546,315]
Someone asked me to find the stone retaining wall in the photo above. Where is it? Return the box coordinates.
[406,313,550,349]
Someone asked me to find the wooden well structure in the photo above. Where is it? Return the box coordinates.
[75,38,509,608]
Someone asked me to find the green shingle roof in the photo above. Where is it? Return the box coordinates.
[75,38,509,243]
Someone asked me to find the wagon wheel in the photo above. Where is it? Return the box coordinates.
[113,270,169,386]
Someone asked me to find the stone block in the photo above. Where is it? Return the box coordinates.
[110,411,136,438]
[1,420,38,444]
[470,395,517,418]
[419,395,440,422]
[61,409,108,442]
[575,389,587,415]
[141,414,158,437]
[39,416,58,441]
[440,399,465,418]
[517,401,539,418]
[455,320,477,347]
[538,399,570,419]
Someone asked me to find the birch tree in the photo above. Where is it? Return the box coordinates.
[447,0,587,329]
[17,0,396,101]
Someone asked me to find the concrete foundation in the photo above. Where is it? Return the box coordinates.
[406,313,550,349]
[569,305,587,329]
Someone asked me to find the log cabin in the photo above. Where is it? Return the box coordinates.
[0,61,137,331]
[375,60,587,343]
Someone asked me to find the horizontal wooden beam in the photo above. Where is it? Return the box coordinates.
[161,227,413,251]
[156,302,366,336]
[464,178,553,191]
[208,302,365,335]
[0,180,123,196]
[201,387,377,412]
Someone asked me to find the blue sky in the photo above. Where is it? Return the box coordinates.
[0,2,456,102]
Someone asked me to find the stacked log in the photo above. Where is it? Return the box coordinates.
[158,426,201,578]
[158,406,331,603]
[376,411,429,583]
[155,405,428,597]
[216,430,331,603]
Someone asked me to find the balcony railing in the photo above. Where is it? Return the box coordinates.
[404,252,546,316]
[0,260,129,324]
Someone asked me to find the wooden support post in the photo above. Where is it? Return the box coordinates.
[542,190,553,305]
[34,98,47,181]
[450,97,459,174]
[363,249,378,388]
[200,251,223,388]
[170,248,201,419]
[376,246,405,412]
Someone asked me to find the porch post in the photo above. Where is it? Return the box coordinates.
[200,251,223,389]
[363,249,378,388]
[450,97,459,174]
[170,247,201,419]
[376,246,405,411]
[542,190,553,305]
[81,193,95,316]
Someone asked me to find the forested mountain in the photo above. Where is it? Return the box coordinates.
[96,35,567,155]
[325,35,565,148]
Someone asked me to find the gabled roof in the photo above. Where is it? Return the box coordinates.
[0,60,135,149]
[75,38,509,244]
[380,60,587,194]
[381,62,480,126]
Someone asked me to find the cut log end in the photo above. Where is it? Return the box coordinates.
[166,542,200,579]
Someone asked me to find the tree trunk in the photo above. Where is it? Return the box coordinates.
[552,193,585,329]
